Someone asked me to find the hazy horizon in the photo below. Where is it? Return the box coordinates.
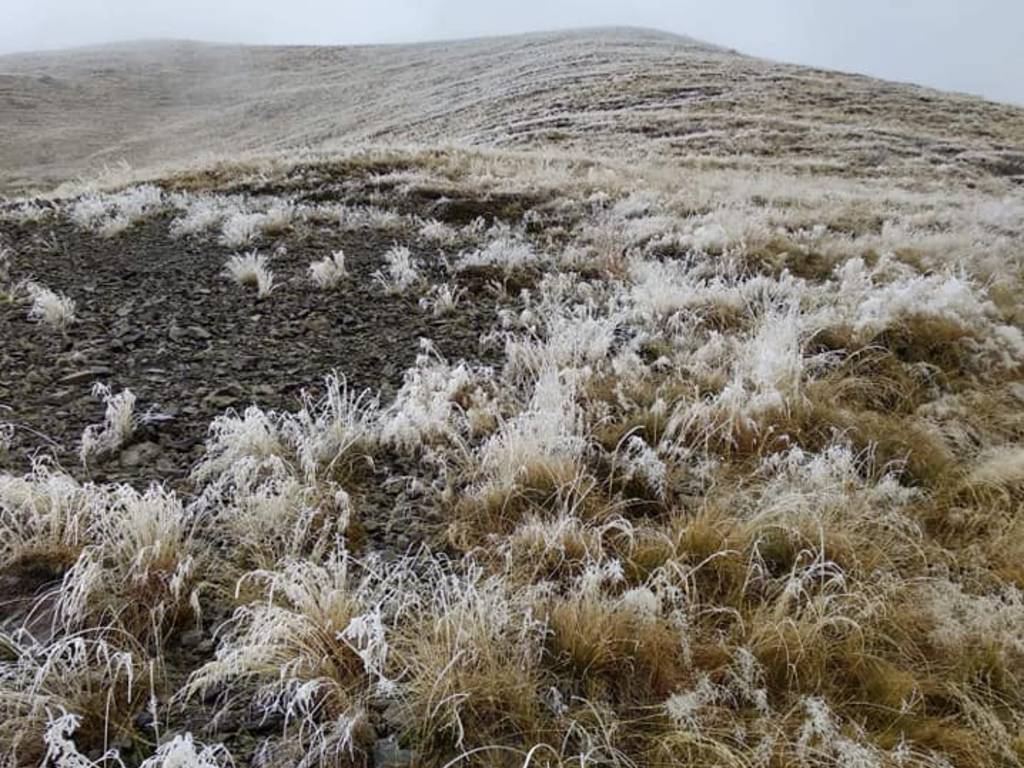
[3,1,1023,106]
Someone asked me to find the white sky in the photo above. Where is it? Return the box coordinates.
[3,0,1023,105]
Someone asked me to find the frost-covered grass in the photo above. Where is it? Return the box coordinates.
[79,384,138,465]
[3,143,1024,767]
[457,235,541,274]
[308,249,348,289]
[0,460,98,573]
[0,201,52,225]
[53,483,200,641]
[193,372,378,489]
[223,250,275,298]
[219,203,296,247]
[0,634,146,766]
[372,245,421,294]
[184,553,384,763]
[166,193,301,245]
[168,193,238,237]
[418,218,459,246]
[418,282,465,316]
[380,341,487,453]
[25,281,77,331]
[68,185,164,237]
[1,461,201,643]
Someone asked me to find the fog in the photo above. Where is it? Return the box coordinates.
[3,0,1023,105]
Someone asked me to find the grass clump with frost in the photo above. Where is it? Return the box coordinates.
[219,202,297,247]
[223,250,275,298]
[308,249,348,289]
[0,460,98,575]
[1,461,202,642]
[69,185,164,238]
[185,553,384,765]
[53,483,201,641]
[418,218,459,245]
[0,635,146,766]
[79,384,138,465]
[25,282,77,331]
[418,282,465,316]
[456,235,541,276]
[372,245,421,294]
[190,373,378,567]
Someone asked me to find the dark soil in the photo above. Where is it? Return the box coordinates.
[0,210,500,528]
[0,196,523,765]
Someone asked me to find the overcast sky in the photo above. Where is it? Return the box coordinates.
[4,0,1023,105]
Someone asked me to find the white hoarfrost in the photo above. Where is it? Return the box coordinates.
[220,203,297,247]
[478,367,585,488]
[79,384,138,464]
[26,282,77,331]
[2,141,1023,768]
[309,250,348,289]
[372,245,421,294]
[224,251,275,298]
[418,283,465,316]
[381,341,482,452]
[69,185,164,237]
[457,236,540,272]
[832,255,1024,365]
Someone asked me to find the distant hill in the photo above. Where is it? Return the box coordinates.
[2,27,1023,193]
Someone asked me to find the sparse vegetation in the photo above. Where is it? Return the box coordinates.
[25,282,76,331]
[372,245,422,294]
[223,250,275,298]
[308,249,348,289]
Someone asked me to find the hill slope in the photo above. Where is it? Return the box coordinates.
[2,27,1024,193]
[2,27,1024,768]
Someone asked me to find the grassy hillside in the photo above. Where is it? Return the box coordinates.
[1,28,1024,768]
[2,28,1023,194]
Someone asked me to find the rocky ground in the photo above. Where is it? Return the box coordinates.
[0,185,525,764]
[0,203,506,536]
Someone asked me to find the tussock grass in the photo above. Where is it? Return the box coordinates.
[79,383,139,466]
[372,244,422,294]
[393,563,549,760]
[2,464,201,645]
[4,143,1024,766]
[69,185,164,237]
[0,461,98,576]
[0,633,148,766]
[220,203,296,247]
[25,281,77,331]
[419,282,466,316]
[308,249,348,289]
[52,483,202,643]
[223,250,275,298]
[185,553,383,765]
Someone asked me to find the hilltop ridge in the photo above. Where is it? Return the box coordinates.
[2,27,1023,193]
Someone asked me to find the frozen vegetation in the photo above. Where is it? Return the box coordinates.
[1,27,1024,768]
